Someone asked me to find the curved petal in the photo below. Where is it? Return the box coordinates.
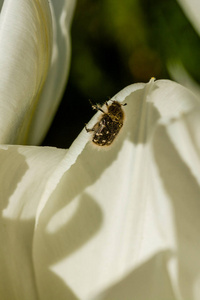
[33,79,200,299]
[177,0,200,36]
[2,79,199,299]
[91,251,177,300]
[92,105,200,300]
[27,0,76,145]
[168,61,200,101]
[0,145,67,300]
[0,0,52,144]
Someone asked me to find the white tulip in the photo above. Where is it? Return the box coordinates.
[1,78,200,300]
[176,0,200,36]
[0,0,75,145]
[0,1,200,300]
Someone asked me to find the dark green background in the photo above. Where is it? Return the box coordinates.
[43,0,200,148]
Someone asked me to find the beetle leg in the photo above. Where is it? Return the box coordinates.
[85,124,94,132]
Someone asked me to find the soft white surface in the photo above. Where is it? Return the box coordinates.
[0,0,52,144]
[0,145,67,300]
[33,79,200,299]
[27,0,76,145]
[1,79,200,299]
[0,0,75,145]
[177,0,200,36]
[168,62,200,102]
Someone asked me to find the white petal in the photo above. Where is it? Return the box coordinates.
[91,251,177,300]
[177,0,200,36]
[0,145,67,300]
[2,79,198,299]
[152,108,200,300]
[168,61,200,101]
[27,0,76,145]
[0,0,52,144]
[33,79,200,299]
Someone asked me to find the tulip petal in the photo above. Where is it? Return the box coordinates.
[33,79,200,299]
[27,0,76,145]
[0,0,52,144]
[149,108,200,300]
[1,79,199,299]
[0,145,67,300]
[177,0,200,36]
[91,251,177,300]
[168,61,200,101]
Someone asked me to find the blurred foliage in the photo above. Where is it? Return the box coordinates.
[43,0,200,148]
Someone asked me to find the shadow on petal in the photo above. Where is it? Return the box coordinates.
[0,147,28,210]
[0,148,38,299]
[152,120,200,299]
[92,250,176,300]
[34,192,103,300]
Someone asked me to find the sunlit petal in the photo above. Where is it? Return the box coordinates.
[91,251,177,300]
[168,61,200,101]
[0,0,52,144]
[0,145,67,300]
[33,79,200,299]
[177,0,200,36]
[27,0,76,145]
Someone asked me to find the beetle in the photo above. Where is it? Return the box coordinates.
[85,100,127,147]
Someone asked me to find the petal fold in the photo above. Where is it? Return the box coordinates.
[33,79,200,299]
[0,145,67,300]
[0,0,52,144]
[27,0,76,145]
[177,0,200,36]
[2,79,200,300]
